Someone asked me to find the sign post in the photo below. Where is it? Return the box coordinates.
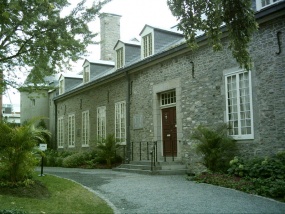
[39,144,47,177]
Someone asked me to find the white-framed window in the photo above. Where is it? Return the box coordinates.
[82,110,89,147]
[160,90,176,107]
[30,98,36,106]
[57,117,64,148]
[59,79,64,95]
[142,33,153,58]
[256,0,281,10]
[97,106,106,142]
[115,101,126,144]
[83,65,90,83]
[116,47,124,69]
[68,114,75,147]
[225,69,254,140]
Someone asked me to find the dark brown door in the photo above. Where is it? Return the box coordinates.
[162,107,177,156]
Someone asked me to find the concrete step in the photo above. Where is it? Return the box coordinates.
[113,161,187,175]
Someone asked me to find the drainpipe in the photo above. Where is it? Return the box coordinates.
[54,98,58,150]
[125,71,131,163]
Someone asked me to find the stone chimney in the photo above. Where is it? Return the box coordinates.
[100,13,121,61]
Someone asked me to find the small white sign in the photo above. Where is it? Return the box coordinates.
[39,144,47,151]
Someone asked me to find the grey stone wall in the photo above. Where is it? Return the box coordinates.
[56,75,127,152]
[55,14,285,172]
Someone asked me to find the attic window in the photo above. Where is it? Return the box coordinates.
[59,79,64,95]
[256,0,281,10]
[83,65,90,83]
[116,48,124,69]
[143,33,153,58]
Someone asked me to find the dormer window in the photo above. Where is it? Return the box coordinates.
[256,0,281,10]
[116,47,124,69]
[59,79,64,95]
[143,33,153,58]
[83,65,90,83]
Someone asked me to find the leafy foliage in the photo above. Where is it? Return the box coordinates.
[0,0,110,92]
[194,152,285,202]
[167,0,258,70]
[62,151,95,168]
[228,152,285,179]
[191,124,238,172]
[0,119,51,182]
[96,134,120,168]
[227,152,285,200]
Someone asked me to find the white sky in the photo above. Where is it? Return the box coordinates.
[3,0,178,108]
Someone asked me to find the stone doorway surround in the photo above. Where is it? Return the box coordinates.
[152,78,182,161]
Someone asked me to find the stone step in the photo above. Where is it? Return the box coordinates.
[113,161,187,175]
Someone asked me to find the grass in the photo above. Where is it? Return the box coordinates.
[0,173,113,214]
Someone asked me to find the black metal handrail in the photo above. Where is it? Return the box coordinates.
[163,140,177,162]
[130,141,157,171]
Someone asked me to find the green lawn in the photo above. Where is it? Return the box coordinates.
[0,173,113,214]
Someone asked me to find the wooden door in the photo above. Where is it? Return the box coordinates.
[162,107,177,156]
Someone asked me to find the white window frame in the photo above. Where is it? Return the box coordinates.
[97,106,106,142]
[59,78,64,95]
[82,110,89,147]
[256,0,281,10]
[142,33,153,58]
[57,117,64,148]
[116,47,124,69]
[225,69,254,140]
[83,65,90,83]
[160,90,176,107]
[115,101,126,145]
[68,113,75,147]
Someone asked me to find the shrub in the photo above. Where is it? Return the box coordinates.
[191,124,238,172]
[62,152,92,168]
[0,210,27,214]
[228,151,285,201]
[0,119,50,183]
[228,151,285,179]
[96,134,120,168]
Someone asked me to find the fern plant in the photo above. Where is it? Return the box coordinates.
[0,119,51,183]
[191,124,238,173]
[96,134,120,168]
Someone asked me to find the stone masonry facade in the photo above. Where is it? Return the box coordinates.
[54,8,285,172]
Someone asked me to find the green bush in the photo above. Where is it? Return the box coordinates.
[228,151,285,179]
[0,119,50,182]
[228,151,285,201]
[96,134,121,168]
[62,152,92,168]
[191,124,238,172]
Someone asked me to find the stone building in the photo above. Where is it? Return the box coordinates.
[21,1,285,173]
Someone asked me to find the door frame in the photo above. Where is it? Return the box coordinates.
[152,78,182,160]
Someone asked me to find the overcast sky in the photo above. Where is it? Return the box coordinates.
[3,0,178,107]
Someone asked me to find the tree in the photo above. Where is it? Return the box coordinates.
[0,0,110,93]
[167,0,258,70]
[0,118,51,183]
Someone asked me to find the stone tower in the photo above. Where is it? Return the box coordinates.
[100,13,121,61]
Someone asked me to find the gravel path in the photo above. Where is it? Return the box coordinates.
[39,167,285,214]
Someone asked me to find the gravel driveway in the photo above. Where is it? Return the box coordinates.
[39,167,285,214]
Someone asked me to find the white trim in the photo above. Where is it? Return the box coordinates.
[57,116,64,148]
[225,69,254,140]
[97,106,106,142]
[83,65,90,83]
[82,110,90,147]
[256,0,282,11]
[115,101,126,145]
[68,113,75,147]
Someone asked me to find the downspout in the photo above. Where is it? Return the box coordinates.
[54,99,58,150]
[125,70,131,163]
